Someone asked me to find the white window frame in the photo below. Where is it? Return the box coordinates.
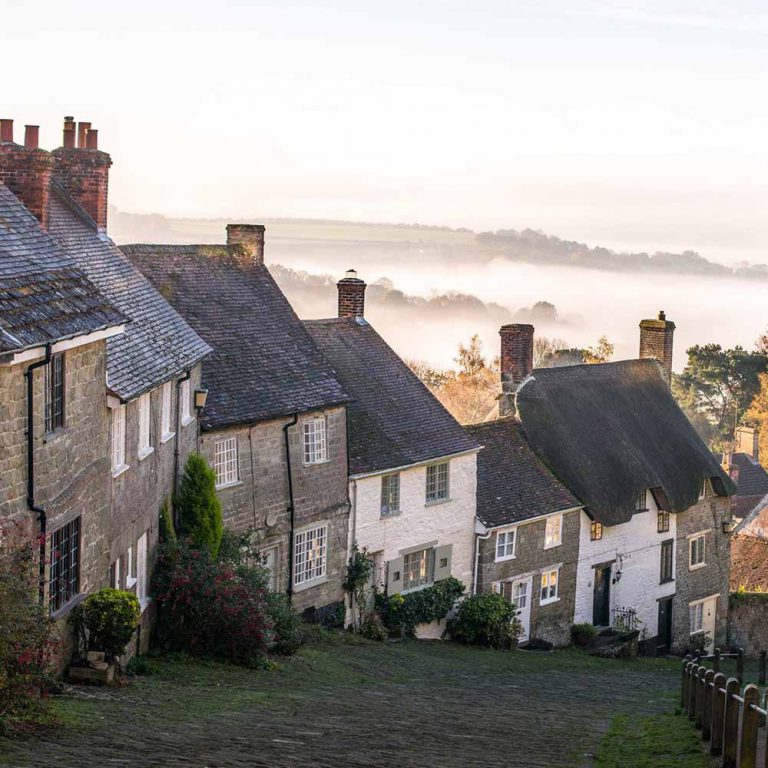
[214,437,240,489]
[544,514,563,549]
[380,473,401,517]
[690,602,704,634]
[137,392,153,459]
[111,405,128,477]
[112,557,121,590]
[495,529,517,561]
[160,381,174,443]
[260,546,279,592]
[125,545,136,588]
[293,523,328,589]
[136,533,148,606]
[689,532,706,570]
[180,378,194,426]
[699,480,708,500]
[402,547,434,592]
[540,567,560,605]
[425,461,450,505]
[302,416,328,465]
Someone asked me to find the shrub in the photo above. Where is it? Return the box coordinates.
[266,593,304,655]
[343,543,375,629]
[359,613,388,641]
[175,455,223,558]
[159,496,176,546]
[0,545,57,734]
[78,588,141,661]
[125,655,153,676]
[376,577,465,637]
[447,592,521,648]
[571,622,597,647]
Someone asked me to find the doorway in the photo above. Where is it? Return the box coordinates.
[657,597,673,654]
[511,577,533,643]
[593,565,611,626]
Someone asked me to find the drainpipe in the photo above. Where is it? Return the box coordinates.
[26,343,52,604]
[283,413,298,603]
[472,523,493,596]
[174,370,191,494]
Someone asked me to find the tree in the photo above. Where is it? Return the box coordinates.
[175,454,224,558]
[744,372,768,460]
[533,336,570,368]
[582,335,614,364]
[673,344,768,449]
[406,359,449,389]
[455,334,487,377]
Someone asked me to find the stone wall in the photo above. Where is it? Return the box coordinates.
[728,594,768,656]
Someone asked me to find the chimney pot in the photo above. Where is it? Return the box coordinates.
[85,129,98,150]
[639,311,675,385]
[0,119,13,143]
[337,270,366,318]
[62,117,76,148]
[226,223,266,263]
[735,425,759,460]
[24,126,39,150]
[77,121,91,149]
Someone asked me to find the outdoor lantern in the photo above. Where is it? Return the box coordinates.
[194,388,209,412]
[722,517,736,535]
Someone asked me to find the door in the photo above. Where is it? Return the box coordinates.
[657,597,673,655]
[593,566,611,626]
[512,577,533,643]
[701,598,717,653]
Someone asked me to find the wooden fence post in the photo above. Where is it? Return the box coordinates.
[759,651,766,686]
[711,672,727,756]
[739,684,759,768]
[682,656,692,709]
[703,669,715,741]
[714,647,721,674]
[689,663,700,721]
[695,666,707,729]
[722,677,741,768]
[737,649,745,686]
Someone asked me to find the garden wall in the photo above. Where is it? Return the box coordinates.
[728,592,768,656]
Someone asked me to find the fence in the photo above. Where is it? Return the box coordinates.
[611,606,638,633]
[681,649,768,767]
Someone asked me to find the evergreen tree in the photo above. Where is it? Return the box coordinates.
[175,454,223,558]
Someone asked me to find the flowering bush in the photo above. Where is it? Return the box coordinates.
[0,544,57,734]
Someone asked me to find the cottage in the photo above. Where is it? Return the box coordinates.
[124,231,352,618]
[304,273,480,634]
[465,418,581,646]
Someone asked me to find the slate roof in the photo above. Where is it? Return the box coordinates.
[122,245,350,429]
[516,359,735,526]
[0,182,124,355]
[730,534,768,591]
[464,417,580,528]
[46,185,211,400]
[304,317,479,475]
[728,453,768,498]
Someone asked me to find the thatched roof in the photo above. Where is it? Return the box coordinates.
[516,359,734,526]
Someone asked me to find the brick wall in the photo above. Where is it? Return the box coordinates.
[337,278,366,318]
[639,313,675,383]
[728,594,768,656]
[51,147,112,231]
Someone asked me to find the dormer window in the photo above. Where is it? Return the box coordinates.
[303,416,328,465]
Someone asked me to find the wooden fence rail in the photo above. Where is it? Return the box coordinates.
[681,650,768,768]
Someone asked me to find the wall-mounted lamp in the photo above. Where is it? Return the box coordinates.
[194,388,209,412]
[722,518,736,535]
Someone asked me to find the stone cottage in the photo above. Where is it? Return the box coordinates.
[494,315,734,653]
[304,272,480,634]
[465,417,581,647]
[124,230,352,619]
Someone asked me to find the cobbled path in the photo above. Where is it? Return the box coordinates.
[0,642,681,768]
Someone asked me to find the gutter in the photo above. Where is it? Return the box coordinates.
[283,413,298,603]
[174,370,191,494]
[26,343,52,604]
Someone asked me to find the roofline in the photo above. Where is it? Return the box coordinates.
[733,491,768,534]
[475,504,584,533]
[200,398,353,432]
[0,323,126,366]
[349,446,483,480]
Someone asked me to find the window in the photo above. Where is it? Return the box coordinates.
[214,437,239,488]
[49,516,80,613]
[660,539,674,583]
[160,382,173,441]
[426,462,449,504]
[380,473,400,516]
[136,533,147,603]
[495,529,517,561]
[590,521,603,541]
[260,547,279,592]
[540,568,559,605]
[690,602,704,634]
[44,353,65,433]
[403,548,433,591]
[699,480,707,500]
[111,405,127,474]
[110,557,121,590]
[303,417,328,464]
[294,524,327,586]
[658,511,670,533]
[180,378,193,425]
[544,514,562,549]
[635,490,646,511]
[138,393,152,458]
[125,546,135,587]
[512,580,528,610]
[689,533,706,569]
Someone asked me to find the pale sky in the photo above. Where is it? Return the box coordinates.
[3,0,768,263]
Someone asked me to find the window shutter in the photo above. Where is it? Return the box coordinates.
[433,544,453,582]
[387,557,404,595]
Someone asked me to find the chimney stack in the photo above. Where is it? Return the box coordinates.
[0,116,54,227]
[499,324,534,416]
[337,269,366,318]
[52,116,112,233]
[226,223,265,263]
[735,425,759,460]
[639,310,675,384]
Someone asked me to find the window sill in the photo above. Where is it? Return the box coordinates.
[293,574,328,593]
[112,464,130,479]
[43,427,69,445]
[126,577,137,590]
[495,554,517,563]
[50,592,87,620]
[689,563,707,572]
[216,480,243,492]
[425,497,451,507]
[181,415,196,427]
[401,582,434,595]
[543,542,562,551]
[138,446,154,461]
[303,458,330,467]
[660,578,675,585]
[540,596,560,607]
[160,431,175,444]
[380,509,402,519]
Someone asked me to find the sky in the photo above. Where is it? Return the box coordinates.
[3,0,768,264]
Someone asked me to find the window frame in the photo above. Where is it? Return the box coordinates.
[137,392,153,459]
[111,404,128,476]
[180,378,194,426]
[657,510,670,533]
[690,602,704,635]
[302,416,328,465]
[590,521,603,541]
[660,538,674,583]
[425,461,450,505]
[540,567,560,605]
[689,533,706,570]
[160,381,174,442]
[380,473,401,517]
[635,489,647,511]
[44,352,65,434]
[49,516,81,614]
[136,533,147,605]
[495,529,517,561]
[293,523,328,589]
[544,514,563,549]
[214,436,240,489]
[260,546,280,592]
[402,547,434,592]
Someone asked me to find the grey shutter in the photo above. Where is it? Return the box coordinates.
[433,544,453,582]
[387,556,404,595]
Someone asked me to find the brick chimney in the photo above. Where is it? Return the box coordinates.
[226,224,265,263]
[499,324,534,416]
[639,310,675,384]
[51,116,112,233]
[0,118,55,227]
[337,269,366,318]
[735,425,759,460]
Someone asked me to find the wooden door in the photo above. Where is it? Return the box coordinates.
[593,566,611,626]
